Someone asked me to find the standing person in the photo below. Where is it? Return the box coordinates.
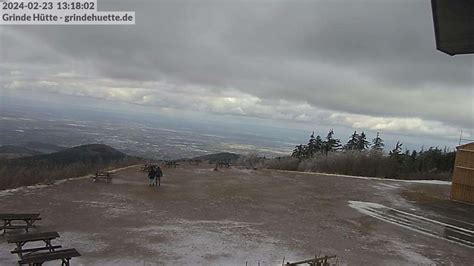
[148,166,156,186]
[155,166,163,187]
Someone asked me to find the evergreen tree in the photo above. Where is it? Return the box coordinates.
[306,131,323,157]
[389,141,403,161]
[291,144,307,160]
[323,129,341,155]
[371,132,385,152]
[315,135,323,153]
[344,131,359,151]
[357,131,370,151]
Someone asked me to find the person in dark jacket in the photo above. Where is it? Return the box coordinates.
[148,166,156,186]
[154,166,163,186]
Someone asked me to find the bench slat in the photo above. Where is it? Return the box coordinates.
[7,231,60,243]
[12,245,62,254]
[0,226,28,230]
[0,214,40,220]
[19,249,81,264]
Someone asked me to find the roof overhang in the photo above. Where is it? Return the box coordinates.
[431,0,474,56]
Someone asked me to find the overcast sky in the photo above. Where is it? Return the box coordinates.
[1,0,473,149]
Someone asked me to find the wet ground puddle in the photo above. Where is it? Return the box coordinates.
[349,201,474,248]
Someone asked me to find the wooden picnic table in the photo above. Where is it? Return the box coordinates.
[164,161,179,168]
[217,162,230,168]
[8,231,62,258]
[18,248,81,266]
[188,159,202,165]
[142,164,158,172]
[0,214,41,235]
[90,171,113,183]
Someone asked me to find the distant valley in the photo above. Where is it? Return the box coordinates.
[1,103,298,160]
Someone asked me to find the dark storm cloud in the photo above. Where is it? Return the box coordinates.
[1,0,473,136]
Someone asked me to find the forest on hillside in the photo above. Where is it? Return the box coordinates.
[0,144,143,189]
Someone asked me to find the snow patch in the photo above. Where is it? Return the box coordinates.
[59,231,109,253]
[127,219,301,265]
[278,170,451,185]
[390,241,436,265]
[108,164,142,173]
[0,184,50,197]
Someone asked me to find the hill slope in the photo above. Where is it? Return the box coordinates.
[23,142,66,154]
[0,142,66,159]
[0,145,42,159]
[11,144,126,166]
[0,144,140,189]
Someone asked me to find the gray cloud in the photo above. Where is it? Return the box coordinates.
[1,0,473,142]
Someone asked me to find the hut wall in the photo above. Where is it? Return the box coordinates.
[451,143,474,203]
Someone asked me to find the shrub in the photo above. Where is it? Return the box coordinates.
[265,157,300,171]
[297,151,401,178]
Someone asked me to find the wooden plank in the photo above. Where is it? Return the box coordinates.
[286,255,337,265]
[452,166,474,187]
[455,166,474,171]
[0,225,28,230]
[458,148,474,153]
[451,182,474,204]
[456,151,474,168]
[0,214,40,220]
[18,249,81,264]
[7,231,60,243]
[11,245,62,254]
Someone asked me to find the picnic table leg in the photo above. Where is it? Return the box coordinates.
[24,219,37,232]
[44,239,54,252]
[1,220,7,235]
[24,220,30,233]
[61,258,71,266]
[14,241,26,258]
[2,219,15,235]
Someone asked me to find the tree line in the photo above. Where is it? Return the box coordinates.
[291,130,384,159]
[286,129,455,179]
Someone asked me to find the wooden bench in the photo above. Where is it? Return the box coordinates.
[0,214,41,235]
[12,245,62,257]
[285,255,337,266]
[188,159,202,165]
[8,231,61,258]
[90,172,113,183]
[217,162,230,168]
[18,248,81,266]
[164,161,179,168]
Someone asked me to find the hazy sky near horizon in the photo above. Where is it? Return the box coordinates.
[1,0,473,148]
